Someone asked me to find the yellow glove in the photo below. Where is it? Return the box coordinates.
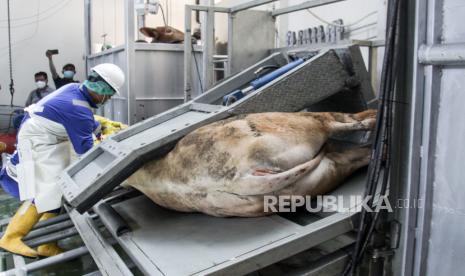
[93,115,128,145]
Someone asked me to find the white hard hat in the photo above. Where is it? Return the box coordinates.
[91,63,125,94]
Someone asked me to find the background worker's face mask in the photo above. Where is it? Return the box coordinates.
[63,70,75,79]
[36,81,46,89]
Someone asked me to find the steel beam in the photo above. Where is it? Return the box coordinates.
[124,0,137,124]
[12,255,26,276]
[272,0,347,17]
[230,0,278,13]
[0,214,71,239]
[84,0,91,73]
[33,213,70,229]
[26,227,79,248]
[23,220,74,241]
[3,247,89,276]
[202,5,215,91]
[187,5,230,13]
[418,43,465,65]
[184,5,193,101]
[66,208,133,276]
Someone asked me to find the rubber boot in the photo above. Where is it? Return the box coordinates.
[37,213,64,257]
[0,202,40,258]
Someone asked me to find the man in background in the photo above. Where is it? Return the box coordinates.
[46,50,79,89]
[25,71,54,107]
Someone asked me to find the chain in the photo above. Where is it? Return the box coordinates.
[7,0,15,106]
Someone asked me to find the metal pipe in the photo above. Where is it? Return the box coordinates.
[271,0,347,17]
[33,213,70,229]
[186,5,230,13]
[202,5,215,91]
[184,5,193,102]
[27,247,88,271]
[25,216,100,247]
[93,203,131,237]
[84,0,92,58]
[418,43,465,65]
[136,97,184,101]
[2,246,89,276]
[12,255,25,276]
[0,214,71,238]
[137,16,146,41]
[230,0,277,13]
[125,0,137,124]
[26,227,79,248]
[0,217,10,228]
[136,0,146,41]
[24,220,75,241]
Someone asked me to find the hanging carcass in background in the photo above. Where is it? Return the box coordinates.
[126,109,376,217]
[139,26,184,43]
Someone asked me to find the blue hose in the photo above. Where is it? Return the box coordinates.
[250,58,304,89]
[222,58,305,106]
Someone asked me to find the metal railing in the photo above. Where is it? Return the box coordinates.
[183,0,350,102]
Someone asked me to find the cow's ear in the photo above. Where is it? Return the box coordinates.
[140,27,158,39]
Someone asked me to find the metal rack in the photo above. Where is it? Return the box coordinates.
[183,0,351,101]
[84,0,204,125]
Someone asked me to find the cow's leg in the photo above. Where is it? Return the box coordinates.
[289,146,371,196]
[325,109,377,134]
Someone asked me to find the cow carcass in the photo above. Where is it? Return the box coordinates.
[126,110,376,217]
[139,26,184,43]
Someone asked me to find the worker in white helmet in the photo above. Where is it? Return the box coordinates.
[0,63,125,258]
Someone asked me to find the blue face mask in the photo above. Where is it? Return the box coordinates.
[63,70,75,79]
[83,78,115,108]
[83,79,115,96]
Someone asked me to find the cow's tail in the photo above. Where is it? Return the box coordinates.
[222,151,324,196]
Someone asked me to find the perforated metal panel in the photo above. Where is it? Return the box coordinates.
[231,50,350,114]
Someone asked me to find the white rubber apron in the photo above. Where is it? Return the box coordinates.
[16,106,71,213]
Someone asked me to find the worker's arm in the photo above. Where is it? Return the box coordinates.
[46,50,59,79]
[64,109,96,155]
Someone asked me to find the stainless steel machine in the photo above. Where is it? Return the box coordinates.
[0,43,376,275]
[67,43,372,275]
[0,1,385,275]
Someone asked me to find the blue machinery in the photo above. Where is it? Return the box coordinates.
[222,58,305,105]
